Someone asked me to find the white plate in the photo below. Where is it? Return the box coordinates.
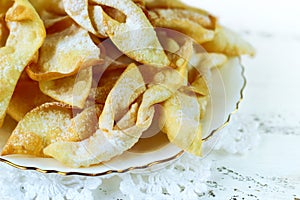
[0,57,245,176]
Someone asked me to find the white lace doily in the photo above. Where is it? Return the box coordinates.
[1,113,300,199]
[0,113,263,200]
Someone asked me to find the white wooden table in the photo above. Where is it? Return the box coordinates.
[195,0,300,199]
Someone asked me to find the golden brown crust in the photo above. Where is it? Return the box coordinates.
[7,73,54,122]
[0,0,254,168]
[202,25,255,56]
[0,0,46,127]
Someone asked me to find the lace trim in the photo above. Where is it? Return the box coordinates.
[2,113,299,199]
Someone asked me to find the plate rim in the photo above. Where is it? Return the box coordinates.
[0,58,246,176]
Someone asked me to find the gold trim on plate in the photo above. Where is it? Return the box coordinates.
[0,59,246,176]
[203,57,246,141]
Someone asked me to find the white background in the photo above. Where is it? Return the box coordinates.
[185,0,300,197]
